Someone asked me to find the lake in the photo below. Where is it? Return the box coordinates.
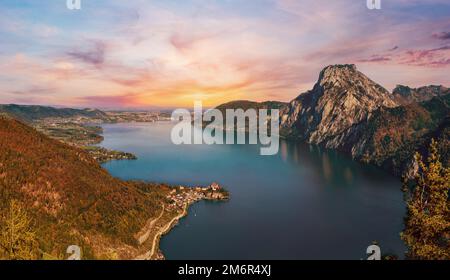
[100,121,406,260]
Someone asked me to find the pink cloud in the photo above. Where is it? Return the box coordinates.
[1,0,449,108]
[357,56,392,63]
[66,41,107,68]
[399,46,450,66]
[432,31,450,40]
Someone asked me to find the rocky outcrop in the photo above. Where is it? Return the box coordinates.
[392,85,450,105]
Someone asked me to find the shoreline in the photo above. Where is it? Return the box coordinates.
[34,119,229,260]
[33,118,139,163]
[135,184,229,260]
[91,122,228,260]
[135,202,189,260]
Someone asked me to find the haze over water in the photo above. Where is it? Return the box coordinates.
[101,121,405,260]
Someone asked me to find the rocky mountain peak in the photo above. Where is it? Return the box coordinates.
[314,64,391,97]
[281,64,398,145]
[318,64,358,84]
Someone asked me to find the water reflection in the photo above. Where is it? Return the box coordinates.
[280,140,288,162]
[100,122,406,259]
[322,153,332,181]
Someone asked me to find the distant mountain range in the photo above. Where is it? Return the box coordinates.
[0,104,108,123]
[215,100,288,112]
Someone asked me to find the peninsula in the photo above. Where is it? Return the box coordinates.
[0,115,229,260]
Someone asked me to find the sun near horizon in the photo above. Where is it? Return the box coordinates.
[0,0,449,109]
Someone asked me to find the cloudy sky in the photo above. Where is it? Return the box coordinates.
[0,0,449,109]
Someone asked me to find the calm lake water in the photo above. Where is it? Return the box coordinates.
[100,122,406,260]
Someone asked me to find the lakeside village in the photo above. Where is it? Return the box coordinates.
[141,182,229,260]
[167,182,229,212]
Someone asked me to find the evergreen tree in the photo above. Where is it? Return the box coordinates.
[0,199,39,260]
[401,139,450,260]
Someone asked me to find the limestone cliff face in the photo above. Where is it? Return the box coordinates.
[280,64,397,148]
[280,64,449,176]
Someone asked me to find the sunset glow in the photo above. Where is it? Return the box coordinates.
[0,0,449,108]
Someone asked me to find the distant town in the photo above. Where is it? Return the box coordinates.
[32,110,172,163]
